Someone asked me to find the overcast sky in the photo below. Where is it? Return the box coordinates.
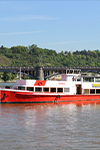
[0,0,100,53]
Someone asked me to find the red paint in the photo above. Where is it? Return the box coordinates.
[34,80,46,86]
[1,90,100,104]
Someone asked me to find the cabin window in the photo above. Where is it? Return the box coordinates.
[90,89,95,94]
[84,89,89,94]
[35,87,42,92]
[57,88,63,93]
[5,86,10,89]
[27,87,34,91]
[64,88,70,92]
[50,88,56,93]
[96,89,100,94]
[77,78,81,81]
[43,87,49,92]
[83,77,94,82]
[18,86,25,90]
[95,78,100,82]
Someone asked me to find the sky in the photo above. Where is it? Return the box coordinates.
[0,0,100,53]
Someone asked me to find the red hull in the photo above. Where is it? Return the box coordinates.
[1,90,100,104]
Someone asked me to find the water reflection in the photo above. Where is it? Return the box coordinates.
[0,103,100,149]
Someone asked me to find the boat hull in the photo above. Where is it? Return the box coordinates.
[1,89,100,104]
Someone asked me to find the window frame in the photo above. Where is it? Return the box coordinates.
[90,89,95,94]
[57,88,63,93]
[64,88,70,93]
[35,87,42,92]
[84,89,89,94]
[50,87,56,93]
[43,87,49,93]
[27,87,34,91]
[18,86,25,90]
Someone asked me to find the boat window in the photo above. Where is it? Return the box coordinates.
[5,86,10,89]
[83,77,94,82]
[64,88,70,92]
[84,89,89,94]
[90,89,95,94]
[95,78,100,82]
[18,86,25,90]
[43,87,49,92]
[96,89,100,94]
[35,87,42,92]
[27,87,34,91]
[57,88,63,93]
[50,88,56,93]
[77,78,81,81]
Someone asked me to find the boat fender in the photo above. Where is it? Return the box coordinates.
[38,82,42,86]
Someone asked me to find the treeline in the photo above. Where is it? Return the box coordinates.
[0,44,100,82]
[0,72,30,82]
[0,44,100,67]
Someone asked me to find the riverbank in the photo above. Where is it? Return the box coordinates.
[0,80,16,83]
[0,82,16,88]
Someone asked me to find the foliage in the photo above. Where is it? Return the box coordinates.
[0,45,100,68]
[2,72,11,82]
[0,54,11,66]
[1,45,100,81]
[1,72,17,82]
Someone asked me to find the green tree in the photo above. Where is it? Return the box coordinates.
[2,72,12,82]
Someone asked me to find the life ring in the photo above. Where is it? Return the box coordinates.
[38,82,42,86]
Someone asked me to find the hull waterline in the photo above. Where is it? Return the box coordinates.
[1,90,100,104]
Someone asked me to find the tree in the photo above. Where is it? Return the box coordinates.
[1,45,4,50]
[2,72,12,82]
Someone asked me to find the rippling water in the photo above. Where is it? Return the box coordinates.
[0,103,100,150]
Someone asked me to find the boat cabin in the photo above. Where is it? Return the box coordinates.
[13,74,100,95]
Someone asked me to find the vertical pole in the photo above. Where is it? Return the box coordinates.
[20,67,21,80]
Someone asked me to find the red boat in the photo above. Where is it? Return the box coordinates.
[0,74,100,104]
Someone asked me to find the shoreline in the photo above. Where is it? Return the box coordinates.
[0,80,16,83]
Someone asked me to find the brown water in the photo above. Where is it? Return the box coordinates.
[0,103,100,150]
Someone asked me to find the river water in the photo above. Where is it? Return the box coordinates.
[0,83,100,149]
[0,103,100,150]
